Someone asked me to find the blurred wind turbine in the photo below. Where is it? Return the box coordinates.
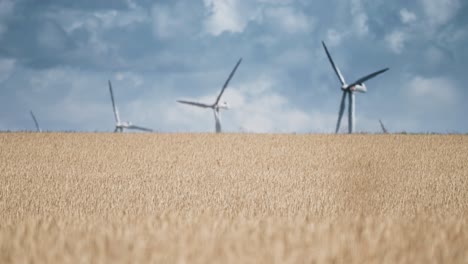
[30,110,41,132]
[177,58,242,133]
[108,80,153,133]
[379,119,388,134]
[322,41,389,134]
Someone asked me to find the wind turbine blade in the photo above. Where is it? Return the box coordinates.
[335,91,347,133]
[349,68,389,87]
[127,125,153,132]
[177,100,211,108]
[322,41,346,85]
[30,110,41,132]
[108,80,120,123]
[215,57,242,105]
[379,119,388,133]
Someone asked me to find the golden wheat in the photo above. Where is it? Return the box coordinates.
[0,133,467,263]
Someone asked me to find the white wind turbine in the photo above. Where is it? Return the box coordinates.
[322,41,389,134]
[177,58,242,133]
[108,80,153,133]
[30,110,41,132]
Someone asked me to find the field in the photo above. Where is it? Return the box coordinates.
[1,133,467,263]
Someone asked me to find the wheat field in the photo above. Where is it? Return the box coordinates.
[0,133,467,263]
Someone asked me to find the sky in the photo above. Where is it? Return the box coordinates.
[0,0,467,133]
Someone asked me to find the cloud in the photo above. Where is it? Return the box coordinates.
[419,0,460,26]
[114,71,144,87]
[350,0,369,37]
[263,6,314,34]
[326,29,345,47]
[202,0,314,36]
[15,66,119,130]
[37,21,74,52]
[322,0,369,44]
[408,76,458,106]
[93,9,149,30]
[203,0,253,36]
[51,5,149,33]
[0,57,15,82]
[228,85,311,133]
[424,46,444,66]
[385,30,406,54]
[0,0,14,17]
[167,75,335,133]
[1,0,467,133]
[151,2,201,40]
[399,8,417,24]
[0,0,15,38]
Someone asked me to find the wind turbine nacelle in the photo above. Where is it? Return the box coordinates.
[218,101,229,110]
[350,83,367,93]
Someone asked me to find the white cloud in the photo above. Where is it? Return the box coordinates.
[353,13,368,36]
[0,0,14,38]
[37,21,70,52]
[44,7,144,61]
[53,11,105,57]
[0,58,15,83]
[0,24,6,37]
[93,9,149,29]
[408,76,458,106]
[437,26,468,45]
[12,67,112,130]
[114,71,144,88]
[51,6,149,33]
[419,0,460,26]
[273,46,312,67]
[53,97,109,128]
[326,29,345,47]
[151,2,200,40]
[385,30,406,54]
[319,0,369,44]
[152,4,181,39]
[126,0,139,10]
[202,1,315,36]
[263,6,314,34]
[0,0,14,18]
[424,46,444,66]
[399,8,417,24]
[203,0,251,36]
[227,78,311,132]
[166,75,336,133]
[350,0,369,37]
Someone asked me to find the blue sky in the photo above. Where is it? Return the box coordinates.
[0,0,467,133]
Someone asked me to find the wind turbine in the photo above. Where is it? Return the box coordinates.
[322,41,389,134]
[379,119,388,134]
[108,80,153,133]
[30,110,41,132]
[177,58,242,133]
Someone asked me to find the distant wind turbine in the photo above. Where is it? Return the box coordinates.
[30,110,41,132]
[322,41,389,134]
[108,80,153,133]
[379,119,388,134]
[177,58,242,133]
